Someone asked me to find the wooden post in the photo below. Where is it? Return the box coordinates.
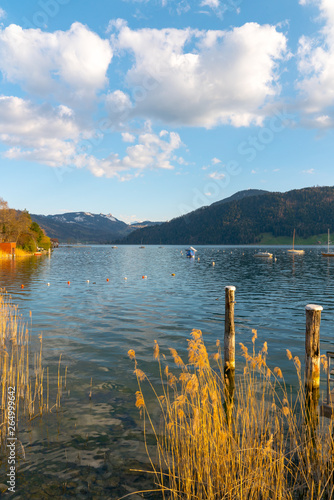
[224,286,236,393]
[305,304,322,392]
[305,304,322,426]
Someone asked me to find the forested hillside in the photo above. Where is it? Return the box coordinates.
[123,187,334,245]
[0,198,51,251]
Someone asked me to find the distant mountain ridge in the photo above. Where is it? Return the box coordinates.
[30,212,161,243]
[123,186,334,245]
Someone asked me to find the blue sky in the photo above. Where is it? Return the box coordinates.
[0,0,333,223]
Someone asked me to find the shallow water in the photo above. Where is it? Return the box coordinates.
[0,245,333,498]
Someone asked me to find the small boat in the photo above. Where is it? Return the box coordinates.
[254,251,273,258]
[34,252,42,256]
[322,229,334,257]
[112,246,118,249]
[186,246,197,258]
[287,229,305,254]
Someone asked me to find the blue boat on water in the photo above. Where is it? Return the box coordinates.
[186,246,197,258]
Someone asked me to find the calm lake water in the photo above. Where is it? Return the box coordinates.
[1,245,334,498]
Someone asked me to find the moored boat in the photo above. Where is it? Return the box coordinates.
[287,229,305,254]
[254,251,273,258]
[322,229,334,257]
[186,246,197,258]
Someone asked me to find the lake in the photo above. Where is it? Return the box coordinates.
[0,245,333,498]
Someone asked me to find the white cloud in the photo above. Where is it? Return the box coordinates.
[208,171,225,180]
[111,22,287,128]
[0,95,81,167]
[105,90,132,116]
[297,0,334,126]
[122,132,136,142]
[76,130,182,179]
[201,0,220,8]
[302,168,315,174]
[0,23,112,106]
[0,94,182,179]
[212,157,221,164]
[0,8,6,19]
[251,169,257,174]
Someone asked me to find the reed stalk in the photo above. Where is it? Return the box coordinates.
[0,289,65,451]
[129,330,334,499]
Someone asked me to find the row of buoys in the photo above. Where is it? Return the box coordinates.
[19,274,180,289]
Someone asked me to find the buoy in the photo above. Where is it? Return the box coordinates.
[86,280,90,283]
[142,275,147,279]
[47,283,50,286]
[67,281,70,285]
[198,257,200,261]
[212,262,215,266]
[171,273,175,276]
[21,284,24,289]
[106,278,109,282]
[124,277,127,280]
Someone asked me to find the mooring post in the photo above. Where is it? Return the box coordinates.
[224,286,236,395]
[305,304,322,392]
[305,304,322,423]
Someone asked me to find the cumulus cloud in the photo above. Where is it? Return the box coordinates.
[79,130,182,179]
[297,0,334,126]
[111,22,287,128]
[0,23,112,106]
[208,171,225,180]
[0,94,182,179]
[0,95,81,167]
[122,132,136,142]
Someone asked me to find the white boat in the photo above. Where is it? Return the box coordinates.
[322,229,334,257]
[254,251,273,258]
[287,229,305,254]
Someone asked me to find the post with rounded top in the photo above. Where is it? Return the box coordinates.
[305,304,322,420]
[224,286,236,396]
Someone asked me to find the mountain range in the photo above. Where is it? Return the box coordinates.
[30,212,162,243]
[31,186,334,245]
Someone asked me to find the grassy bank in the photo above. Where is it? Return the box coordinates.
[259,232,327,245]
[130,330,333,499]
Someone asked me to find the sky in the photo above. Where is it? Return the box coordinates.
[0,0,333,223]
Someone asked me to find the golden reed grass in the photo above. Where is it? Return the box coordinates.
[0,249,33,260]
[128,330,334,499]
[0,289,64,450]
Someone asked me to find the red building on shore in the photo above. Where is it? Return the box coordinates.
[0,242,16,256]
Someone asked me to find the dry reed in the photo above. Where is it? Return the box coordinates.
[129,330,334,499]
[0,289,64,450]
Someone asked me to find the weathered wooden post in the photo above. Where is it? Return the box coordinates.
[224,286,236,396]
[305,304,322,392]
[305,304,322,424]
